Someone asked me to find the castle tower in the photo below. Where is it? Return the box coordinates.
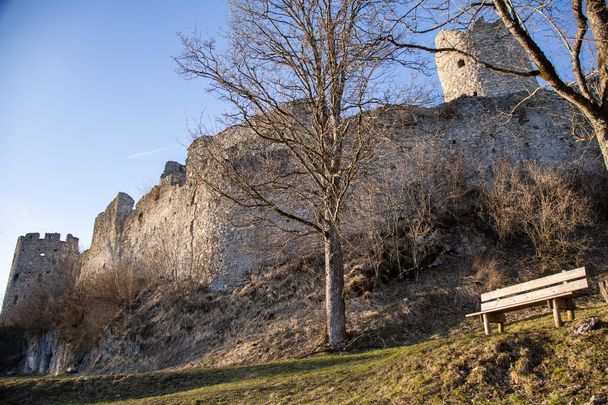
[435,18,538,102]
[1,233,79,326]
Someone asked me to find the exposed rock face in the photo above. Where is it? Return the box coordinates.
[435,18,539,102]
[573,317,602,335]
[22,331,75,375]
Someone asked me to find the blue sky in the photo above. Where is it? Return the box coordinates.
[0,0,230,299]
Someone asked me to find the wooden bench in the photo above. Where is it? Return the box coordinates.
[466,267,589,335]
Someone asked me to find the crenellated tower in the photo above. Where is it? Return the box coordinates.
[1,233,79,325]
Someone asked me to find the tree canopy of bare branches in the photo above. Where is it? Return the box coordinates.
[175,0,403,347]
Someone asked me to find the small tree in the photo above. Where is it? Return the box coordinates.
[175,0,403,347]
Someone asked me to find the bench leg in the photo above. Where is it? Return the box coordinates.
[600,279,608,303]
[552,298,562,328]
[482,314,491,335]
[566,298,575,322]
[497,322,505,333]
[566,309,574,322]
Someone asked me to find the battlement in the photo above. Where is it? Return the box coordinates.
[22,232,79,247]
[435,18,538,102]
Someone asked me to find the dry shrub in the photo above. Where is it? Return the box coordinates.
[344,264,375,298]
[469,254,507,293]
[483,161,522,242]
[483,161,592,267]
[352,140,475,282]
[567,169,608,221]
[64,255,170,358]
[84,258,149,308]
[10,252,170,360]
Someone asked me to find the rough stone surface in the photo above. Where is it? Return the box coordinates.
[22,331,75,375]
[573,317,602,335]
[75,90,602,294]
[589,395,607,405]
[160,161,186,186]
[436,18,539,102]
[78,152,278,291]
[0,233,79,325]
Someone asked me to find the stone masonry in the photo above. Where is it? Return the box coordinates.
[435,18,539,102]
[76,89,603,294]
[1,233,79,325]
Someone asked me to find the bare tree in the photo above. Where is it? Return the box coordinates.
[175,0,403,347]
[387,0,608,169]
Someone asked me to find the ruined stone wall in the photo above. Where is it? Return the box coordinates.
[77,89,603,294]
[435,18,538,102]
[1,233,79,325]
[3,90,603,311]
[79,154,275,291]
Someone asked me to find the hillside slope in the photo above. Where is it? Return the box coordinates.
[2,300,606,404]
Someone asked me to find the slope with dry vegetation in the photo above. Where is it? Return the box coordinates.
[1,299,606,404]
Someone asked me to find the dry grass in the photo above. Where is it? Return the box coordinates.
[79,257,327,374]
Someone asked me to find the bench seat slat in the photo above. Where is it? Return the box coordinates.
[480,277,588,312]
[465,291,577,317]
[481,267,586,302]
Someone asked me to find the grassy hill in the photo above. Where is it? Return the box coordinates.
[1,299,606,404]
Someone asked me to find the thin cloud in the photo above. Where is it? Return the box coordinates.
[127,144,179,159]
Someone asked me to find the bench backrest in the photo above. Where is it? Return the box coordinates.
[480,267,588,312]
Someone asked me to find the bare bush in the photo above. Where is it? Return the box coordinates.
[350,140,474,283]
[566,168,608,222]
[482,161,593,266]
[483,161,523,242]
[468,254,507,293]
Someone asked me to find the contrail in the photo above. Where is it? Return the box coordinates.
[127,144,179,159]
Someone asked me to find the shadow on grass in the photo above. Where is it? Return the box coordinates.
[0,350,391,405]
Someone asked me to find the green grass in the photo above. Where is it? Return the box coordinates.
[1,302,607,404]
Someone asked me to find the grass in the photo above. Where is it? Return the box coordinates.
[1,301,607,404]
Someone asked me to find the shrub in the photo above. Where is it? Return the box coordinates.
[482,161,593,266]
[349,140,476,283]
[469,254,507,292]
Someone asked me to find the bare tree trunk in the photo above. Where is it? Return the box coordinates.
[324,220,346,347]
[593,120,608,170]
[586,0,608,171]
[587,0,608,82]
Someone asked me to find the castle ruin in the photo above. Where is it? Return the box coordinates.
[435,18,539,102]
[1,233,79,325]
[1,19,604,337]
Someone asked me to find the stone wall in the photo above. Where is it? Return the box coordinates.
[78,145,275,291]
[1,233,79,325]
[435,18,539,102]
[77,89,603,293]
